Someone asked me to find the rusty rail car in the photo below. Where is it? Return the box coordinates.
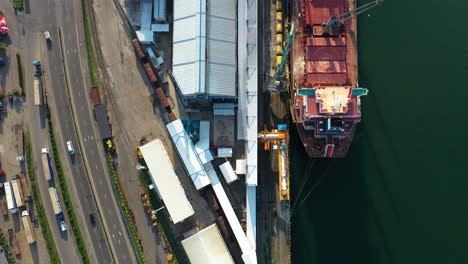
[143,63,158,85]
[132,39,147,62]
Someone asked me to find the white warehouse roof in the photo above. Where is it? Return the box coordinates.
[173,0,237,98]
[173,0,206,96]
[206,0,237,97]
[166,119,211,190]
[181,224,234,264]
[139,139,194,223]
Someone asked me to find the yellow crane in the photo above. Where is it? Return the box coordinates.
[258,124,290,200]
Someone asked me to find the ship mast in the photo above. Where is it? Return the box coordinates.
[322,0,384,35]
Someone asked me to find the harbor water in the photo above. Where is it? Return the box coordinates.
[291,1,468,263]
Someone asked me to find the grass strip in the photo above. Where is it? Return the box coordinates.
[80,0,98,86]
[25,133,60,264]
[138,169,190,264]
[0,229,15,263]
[16,53,25,96]
[46,109,90,264]
[105,152,146,263]
[12,0,24,11]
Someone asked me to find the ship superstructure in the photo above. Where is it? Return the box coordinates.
[290,0,381,157]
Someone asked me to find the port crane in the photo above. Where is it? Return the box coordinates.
[322,0,384,35]
[274,22,295,86]
[258,124,290,201]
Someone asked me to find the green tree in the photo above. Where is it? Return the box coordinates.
[0,42,7,53]
[12,89,21,97]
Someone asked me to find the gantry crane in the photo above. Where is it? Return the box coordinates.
[258,124,290,200]
[322,0,384,35]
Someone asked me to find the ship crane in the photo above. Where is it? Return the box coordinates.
[258,124,290,201]
[322,0,383,35]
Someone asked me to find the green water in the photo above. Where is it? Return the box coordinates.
[291,1,468,263]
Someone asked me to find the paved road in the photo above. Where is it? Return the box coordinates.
[10,2,83,263]
[12,0,137,263]
[14,0,115,262]
[52,0,138,263]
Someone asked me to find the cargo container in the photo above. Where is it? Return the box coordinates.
[48,187,64,220]
[155,87,170,109]
[132,39,147,61]
[21,211,36,244]
[4,182,17,214]
[41,148,54,181]
[11,180,24,208]
[33,79,42,105]
[143,63,158,84]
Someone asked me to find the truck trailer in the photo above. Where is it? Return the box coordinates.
[48,187,63,220]
[41,148,54,181]
[33,79,42,106]
[11,180,24,208]
[4,182,17,214]
[21,211,36,244]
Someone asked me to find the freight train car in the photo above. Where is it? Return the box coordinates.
[168,112,177,122]
[143,63,158,85]
[132,39,147,62]
[154,87,170,110]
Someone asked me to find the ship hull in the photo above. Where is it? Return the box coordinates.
[290,0,362,158]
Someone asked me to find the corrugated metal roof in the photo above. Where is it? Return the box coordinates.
[173,0,206,96]
[153,0,166,22]
[139,139,194,223]
[166,119,211,190]
[206,0,236,97]
[181,224,234,264]
[213,103,235,116]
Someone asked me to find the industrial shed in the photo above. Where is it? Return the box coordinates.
[173,0,236,98]
[181,224,234,264]
[139,139,194,223]
[166,119,211,190]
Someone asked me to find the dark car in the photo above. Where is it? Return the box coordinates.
[8,95,13,104]
[89,213,96,226]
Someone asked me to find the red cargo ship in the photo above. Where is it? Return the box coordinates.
[290,0,370,157]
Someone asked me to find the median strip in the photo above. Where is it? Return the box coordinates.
[24,133,60,264]
[105,152,146,264]
[81,0,98,86]
[46,109,90,264]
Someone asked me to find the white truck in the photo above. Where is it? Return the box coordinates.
[4,182,17,214]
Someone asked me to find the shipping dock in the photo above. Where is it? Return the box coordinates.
[290,0,382,157]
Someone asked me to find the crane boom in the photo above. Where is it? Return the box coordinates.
[275,23,295,84]
[323,0,383,34]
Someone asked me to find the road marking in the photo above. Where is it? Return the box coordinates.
[113,224,116,229]
[104,194,107,200]
[91,136,94,140]
[78,90,81,97]
[119,231,122,237]
[84,137,87,142]
[118,239,121,245]
[100,179,102,185]
[108,209,111,215]
[112,234,115,239]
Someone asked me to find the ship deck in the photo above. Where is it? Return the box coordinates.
[290,0,361,157]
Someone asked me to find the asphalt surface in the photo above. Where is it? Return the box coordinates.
[12,0,137,263]
[51,0,138,262]
[12,2,83,263]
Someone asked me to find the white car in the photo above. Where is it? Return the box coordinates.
[60,221,67,232]
[66,141,75,155]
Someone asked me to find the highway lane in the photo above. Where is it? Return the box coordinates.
[17,0,116,263]
[52,0,138,262]
[19,19,82,264]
